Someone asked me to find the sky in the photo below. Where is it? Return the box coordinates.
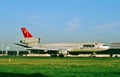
[0,0,120,50]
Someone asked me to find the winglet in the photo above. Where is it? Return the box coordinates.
[21,27,33,38]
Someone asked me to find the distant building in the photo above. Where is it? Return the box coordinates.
[111,42,120,48]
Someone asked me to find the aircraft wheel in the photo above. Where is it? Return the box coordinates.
[50,54,57,57]
[59,54,64,57]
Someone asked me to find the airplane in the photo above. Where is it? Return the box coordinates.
[14,27,109,57]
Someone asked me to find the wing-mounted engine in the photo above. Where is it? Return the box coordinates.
[20,38,40,45]
[58,49,69,57]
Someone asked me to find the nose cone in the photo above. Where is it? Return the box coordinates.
[99,45,109,50]
[104,46,109,50]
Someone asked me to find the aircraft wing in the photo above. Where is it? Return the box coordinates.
[25,47,45,51]
[25,47,60,51]
[14,43,60,51]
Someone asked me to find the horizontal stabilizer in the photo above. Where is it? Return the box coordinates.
[13,43,31,48]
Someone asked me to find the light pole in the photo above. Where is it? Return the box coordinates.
[2,40,4,56]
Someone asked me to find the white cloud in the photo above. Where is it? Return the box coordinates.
[94,22,120,32]
[66,18,82,31]
[23,15,51,29]
[13,13,44,26]
[28,15,42,21]
[25,15,43,26]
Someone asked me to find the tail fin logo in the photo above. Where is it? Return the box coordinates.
[21,27,33,38]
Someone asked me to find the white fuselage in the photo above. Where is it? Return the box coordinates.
[29,42,109,52]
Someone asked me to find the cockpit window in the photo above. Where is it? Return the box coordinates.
[103,45,107,46]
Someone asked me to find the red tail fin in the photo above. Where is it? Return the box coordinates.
[21,27,33,38]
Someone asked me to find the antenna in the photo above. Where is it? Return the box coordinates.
[94,35,98,46]
[94,36,97,43]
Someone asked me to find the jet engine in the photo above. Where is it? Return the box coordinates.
[20,38,40,44]
[58,49,69,57]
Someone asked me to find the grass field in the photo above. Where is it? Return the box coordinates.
[0,57,120,77]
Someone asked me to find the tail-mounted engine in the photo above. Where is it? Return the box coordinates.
[20,38,40,45]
